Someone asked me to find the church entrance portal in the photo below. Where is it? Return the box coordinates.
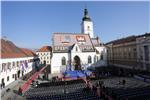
[74,56,81,70]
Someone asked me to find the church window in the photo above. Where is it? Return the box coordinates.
[87,26,90,30]
[76,47,78,51]
[62,57,66,65]
[88,56,92,63]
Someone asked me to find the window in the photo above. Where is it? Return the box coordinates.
[100,54,103,60]
[12,74,14,78]
[17,61,19,67]
[128,52,131,58]
[7,62,11,71]
[87,26,90,31]
[94,55,97,63]
[88,56,92,63]
[47,57,49,59]
[13,62,15,66]
[133,48,137,59]
[2,63,6,72]
[7,76,9,81]
[47,61,49,63]
[144,46,149,61]
[62,57,66,65]
[76,47,78,51]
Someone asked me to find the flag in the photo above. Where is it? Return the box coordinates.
[24,61,28,68]
[21,63,26,72]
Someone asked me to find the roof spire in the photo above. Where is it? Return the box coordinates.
[82,5,91,21]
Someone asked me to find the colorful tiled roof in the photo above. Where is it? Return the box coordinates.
[37,46,52,52]
[52,33,95,52]
[91,37,101,46]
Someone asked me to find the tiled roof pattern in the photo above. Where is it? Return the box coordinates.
[91,38,101,46]
[53,33,93,46]
[53,33,95,52]
[37,46,52,52]
[1,39,34,58]
[21,48,37,57]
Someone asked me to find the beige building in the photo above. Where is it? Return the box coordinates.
[36,46,52,65]
[136,33,150,71]
[106,33,150,72]
[106,36,137,70]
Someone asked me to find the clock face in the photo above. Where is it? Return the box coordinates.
[76,36,86,42]
[87,26,90,30]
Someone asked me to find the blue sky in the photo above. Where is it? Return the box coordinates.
[2,1,150,49]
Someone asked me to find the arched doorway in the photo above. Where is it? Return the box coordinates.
[74,56,81,70]
[44,60,46,65]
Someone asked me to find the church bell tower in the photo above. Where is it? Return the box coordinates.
[81,8,94,38]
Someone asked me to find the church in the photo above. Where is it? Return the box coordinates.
[51,8,107,74]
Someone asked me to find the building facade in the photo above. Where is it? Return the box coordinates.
[106,33,150,72]
[0,39,39,88]
[136,33,150,71]
[51,8,107,74]
[36,46,52,65]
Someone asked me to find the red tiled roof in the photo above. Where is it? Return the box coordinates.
[37,46,52,52]
[21,48,37,57]
[1,39,27,58]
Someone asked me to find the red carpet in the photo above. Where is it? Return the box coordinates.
[21,65,47,93]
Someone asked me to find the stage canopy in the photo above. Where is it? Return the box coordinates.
[63,70,92,78]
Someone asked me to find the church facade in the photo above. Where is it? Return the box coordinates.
[51,8,107,74]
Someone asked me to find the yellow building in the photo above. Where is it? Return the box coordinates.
[106,33,150,73]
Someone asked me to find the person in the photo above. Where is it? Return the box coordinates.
[18,87,22,95]
[122,79,126,85]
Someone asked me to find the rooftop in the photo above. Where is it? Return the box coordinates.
[52,33,95,52]
[106,33,150,45]
[1,39,36,58]
[37,46,52,52]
